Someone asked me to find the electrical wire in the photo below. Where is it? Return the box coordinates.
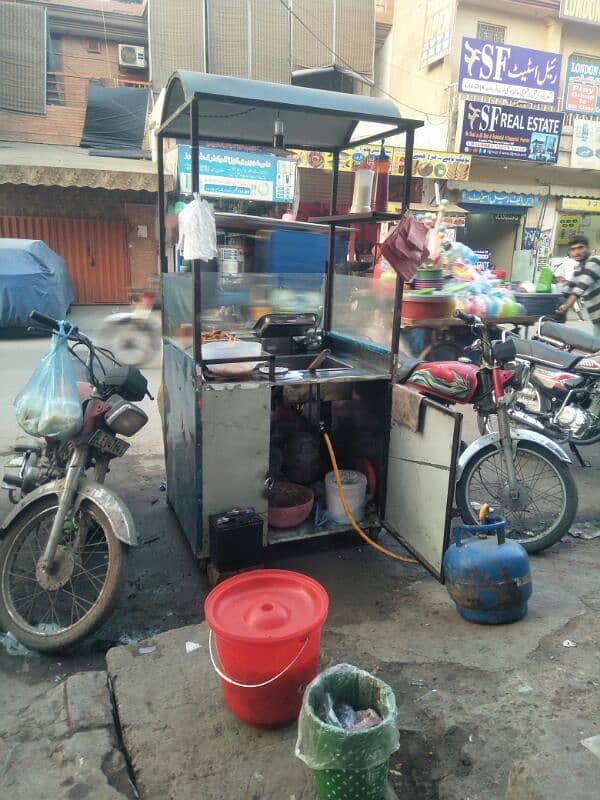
[322,430,418,565]
[277,0,449,124]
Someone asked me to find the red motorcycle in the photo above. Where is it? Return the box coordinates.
[397,310,578,553]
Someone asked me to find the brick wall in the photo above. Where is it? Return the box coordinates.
[0,36,146,145]
[123,202,158,287]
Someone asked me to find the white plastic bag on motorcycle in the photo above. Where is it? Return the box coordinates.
[14,321,83,439]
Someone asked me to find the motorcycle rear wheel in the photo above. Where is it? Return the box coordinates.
[0,496,124,653]
[456,440,577,553]
[478,381,547,435]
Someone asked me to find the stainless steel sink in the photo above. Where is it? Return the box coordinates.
[274,354,352,371]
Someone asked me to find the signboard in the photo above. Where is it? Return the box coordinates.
[522,227,538,250]
[571,118,600,169]
[177,145,296,202]
[473,248,491,270]
[460,101,563,163]
[557,215,581,244]
[420,0,455,68]
[458,37,562,105]
[559,0,600,26]
[561,197,600,211]
[462,190,539,207]
[293,146,471,181]
[563,54,600,115]
[492,213,521,224]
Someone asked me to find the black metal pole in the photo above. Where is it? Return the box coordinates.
[323,150,339,332]
[190,97,202,365]
[157,132,167,274]
[402,126,415,214]
[390,126,416,377]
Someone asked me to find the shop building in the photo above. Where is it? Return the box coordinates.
[0,0,162,304]
[376,0,600,276]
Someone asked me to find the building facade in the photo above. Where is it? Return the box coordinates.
[376,0,600,276]
[0,0,162,303]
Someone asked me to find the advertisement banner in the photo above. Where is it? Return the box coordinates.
[559,0,600,26]
[571,118,600,170]
[562,197,600,212]
[563,55,600,116]
[458,37,562,105]
[293,146,471,180]
[177,145,296,202]
[460,101,563,163]
[420,0,455,68]
[557,215,581,245]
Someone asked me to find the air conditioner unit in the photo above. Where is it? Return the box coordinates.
[118,44,147,70]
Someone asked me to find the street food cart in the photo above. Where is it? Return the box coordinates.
[156,72,464,580]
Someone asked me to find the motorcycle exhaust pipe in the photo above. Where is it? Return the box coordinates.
[507,408,546,432]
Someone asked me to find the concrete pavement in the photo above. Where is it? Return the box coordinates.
[1,306,599,798]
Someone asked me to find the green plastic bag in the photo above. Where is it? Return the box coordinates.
[295,664,399,800]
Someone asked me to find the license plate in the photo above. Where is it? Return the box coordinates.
[89,430,129,457]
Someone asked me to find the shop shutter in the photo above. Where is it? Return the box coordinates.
[0,216,129,304]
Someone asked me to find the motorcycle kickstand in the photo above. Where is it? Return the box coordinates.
[569,442,589,468]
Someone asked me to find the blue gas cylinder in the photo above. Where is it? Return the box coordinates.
[443,520,532,624]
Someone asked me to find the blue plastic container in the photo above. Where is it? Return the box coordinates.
[443,520,532,624]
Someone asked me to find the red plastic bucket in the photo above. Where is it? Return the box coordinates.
[205,569,329,728]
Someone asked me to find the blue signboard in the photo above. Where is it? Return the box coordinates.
[460,101,563,163]
[177,145,296,203]
[458,37,562,105]
[461,190,539,207]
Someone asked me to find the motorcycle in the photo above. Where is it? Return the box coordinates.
[0,311,150,652]
[398,310,578,553]
[478,317,600,459]
[100,281,161,367]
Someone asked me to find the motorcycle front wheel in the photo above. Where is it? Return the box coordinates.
[0,496,124,652]
[455,440,578,553]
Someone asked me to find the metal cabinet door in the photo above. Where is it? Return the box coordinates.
[383,386,462,581]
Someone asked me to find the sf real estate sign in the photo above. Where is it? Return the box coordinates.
[458,37,562,105]
[460,101,564,162]
[559,0,600,26]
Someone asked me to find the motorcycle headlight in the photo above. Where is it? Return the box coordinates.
[104,395,148,436]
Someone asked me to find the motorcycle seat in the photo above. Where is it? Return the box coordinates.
[512,337,581,370]
[396,357,422,383]
[540,320,600,354]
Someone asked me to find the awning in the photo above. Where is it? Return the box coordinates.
[0,141,171,193]
[159,71,423,150]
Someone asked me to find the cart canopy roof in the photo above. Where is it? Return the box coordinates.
[159,71,422,151]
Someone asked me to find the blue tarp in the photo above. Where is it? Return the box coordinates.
[0,239,75,327]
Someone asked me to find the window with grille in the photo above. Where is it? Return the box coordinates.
[476,22,506,43]
[46,34,64,105]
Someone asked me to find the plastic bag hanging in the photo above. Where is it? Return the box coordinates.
[177,197,218,261]
[14,321,83,439]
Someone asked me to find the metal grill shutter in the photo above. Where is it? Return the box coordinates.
[335,0,374,77]
[292,0,334,71]
[0,2,46,114]
[207,0,248,78]
[249,0,290,83]
[149,0,205,92]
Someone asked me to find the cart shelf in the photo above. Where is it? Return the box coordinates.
[308,212,402,225]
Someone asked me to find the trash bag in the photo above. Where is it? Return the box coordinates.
[295,663,399,772]
[14,322,83,439]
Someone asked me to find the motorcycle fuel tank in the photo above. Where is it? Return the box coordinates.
[406,361,479,404]
[530,366,579,394]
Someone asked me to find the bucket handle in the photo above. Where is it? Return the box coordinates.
[208,630,309,688]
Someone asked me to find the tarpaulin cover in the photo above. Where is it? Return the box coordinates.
[81,83,149,151]
[0,239,75,327]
